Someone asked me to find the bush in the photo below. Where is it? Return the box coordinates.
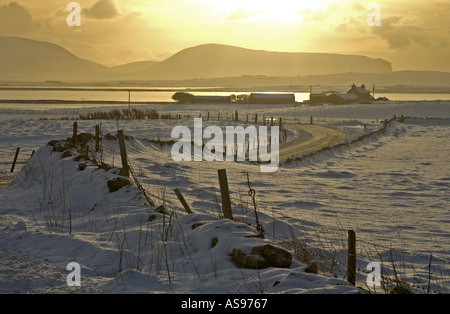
[172,92,195,103]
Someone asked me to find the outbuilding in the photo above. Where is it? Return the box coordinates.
[172,92,231,103]
[326,93,359,105]
[248,93,295,104]
[309,93,328,105]
[191,95,232,103]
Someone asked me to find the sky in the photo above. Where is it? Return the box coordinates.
[0,0,449,71]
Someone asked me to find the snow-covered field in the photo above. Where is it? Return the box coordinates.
[0,100,449,295]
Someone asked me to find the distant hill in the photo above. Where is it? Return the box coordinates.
[135,44,393,80]
[0,37,109,81]
[109,61,158,74]
[1,37,449,89]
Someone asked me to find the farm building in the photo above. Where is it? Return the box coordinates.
[309,93,328,105]
[172,92,231,103]
[326,93,359,105]
[308,84,376,105]
[248,93,295,104]
[347,84,374,101]
[190,95,232,103]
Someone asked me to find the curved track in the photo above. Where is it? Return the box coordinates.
[279,124,344,161]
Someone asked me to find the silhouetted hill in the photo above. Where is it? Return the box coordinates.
[110,61,158,74]
[0,37,110,81]
[2,38,449,89]
[136,44,393,80]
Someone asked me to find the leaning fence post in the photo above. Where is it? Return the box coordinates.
[348,230,357,286]
[174,188,193,214]
[218,169,233,219]
[10,147,20,173]
[117,130,129,177]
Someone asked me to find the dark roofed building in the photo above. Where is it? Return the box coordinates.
[191,95,232,103]
[248,93,295,104]
[309,93,328,105]
[172,92,231,103]
[327,93,359,105]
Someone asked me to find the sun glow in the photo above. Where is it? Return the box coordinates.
[214,0,332,22]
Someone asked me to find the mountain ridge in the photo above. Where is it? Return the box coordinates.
[0,36,109,81]
[135,43,393,80]
[1,37,449,88]
[0,37,394,82]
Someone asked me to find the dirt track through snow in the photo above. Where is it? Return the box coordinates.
[279,124,344,161]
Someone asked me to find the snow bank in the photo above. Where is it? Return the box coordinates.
[0,140,361,294]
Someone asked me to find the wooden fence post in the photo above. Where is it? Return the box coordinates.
[218,169,233,219]
[73,122,78,147]
[95,125,100,152]
[10,147,20,173]
[117,130,129,177]
[348,230,356,286]
[174,188,193,214]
